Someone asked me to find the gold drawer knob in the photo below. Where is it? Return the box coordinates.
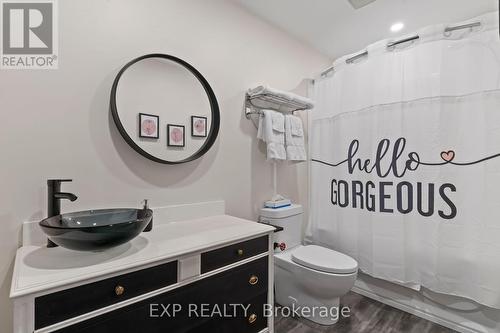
[237,249,244,256]
[115,285,125,296]
[248,313,257,324]
[249,275,259,285]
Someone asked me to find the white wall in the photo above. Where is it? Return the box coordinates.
[0,1,329,331]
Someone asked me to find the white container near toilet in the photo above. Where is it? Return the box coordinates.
[259,204,358,325]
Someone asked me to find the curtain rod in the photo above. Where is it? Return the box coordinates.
[444,21,481,34]
[346,50,368,64]
[320,66,334,77]
[387,34,419,48]
[319,21,482,78]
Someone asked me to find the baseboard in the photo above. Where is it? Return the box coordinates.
[352,285,479,333]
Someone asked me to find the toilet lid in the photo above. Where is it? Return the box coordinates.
[291,245,358,274]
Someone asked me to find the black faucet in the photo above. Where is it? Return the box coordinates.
[47,179,78,248]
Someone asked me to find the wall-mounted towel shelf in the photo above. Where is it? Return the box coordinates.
[245,85,314,119]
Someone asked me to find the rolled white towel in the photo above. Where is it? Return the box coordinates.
[248,85,314,112]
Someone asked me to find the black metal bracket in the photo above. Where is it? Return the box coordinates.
[258,222,283,233]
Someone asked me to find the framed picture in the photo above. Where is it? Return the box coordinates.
[139,113,159,139]
[191,116,207,137]
[167,124,185,147]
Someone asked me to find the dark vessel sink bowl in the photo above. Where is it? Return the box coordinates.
[39,208,153,251]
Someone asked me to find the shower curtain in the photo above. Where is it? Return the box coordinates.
[306,12,500,309]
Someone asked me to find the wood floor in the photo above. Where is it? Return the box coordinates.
[274,292,457,333]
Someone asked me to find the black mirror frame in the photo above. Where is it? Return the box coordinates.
[110,53,220,165]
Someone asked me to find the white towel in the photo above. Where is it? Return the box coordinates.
[257,110,286,160]
[248,85,315,112]
[285,115,306,161]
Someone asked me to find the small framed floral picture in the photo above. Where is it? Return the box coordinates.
[139,113,159,139]
[191,116,207,137]
[167,124,185,147]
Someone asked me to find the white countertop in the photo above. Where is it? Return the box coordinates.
[10,214,274,298]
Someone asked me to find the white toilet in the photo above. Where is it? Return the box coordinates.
[260,204,358,325]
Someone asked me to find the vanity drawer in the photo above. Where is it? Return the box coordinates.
[197,256,268,303]
[201,235,268,273]
[190,292,268,333]
[54,257,268,333]
[35,260,178,330]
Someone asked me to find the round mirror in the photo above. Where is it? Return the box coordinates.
[110,54,220,164]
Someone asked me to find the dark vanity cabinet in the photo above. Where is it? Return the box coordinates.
[32,235,271,333]
[35,261,179,329]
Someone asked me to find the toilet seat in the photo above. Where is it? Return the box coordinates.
[291,245,358,274]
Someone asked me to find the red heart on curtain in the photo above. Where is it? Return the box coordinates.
[440,150,455,162]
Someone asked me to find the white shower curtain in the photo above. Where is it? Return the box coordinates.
[306,12,500,309]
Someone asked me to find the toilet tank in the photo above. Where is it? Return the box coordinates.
[259,204,303,251]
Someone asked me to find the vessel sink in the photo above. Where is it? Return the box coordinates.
[39,208,153,251]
